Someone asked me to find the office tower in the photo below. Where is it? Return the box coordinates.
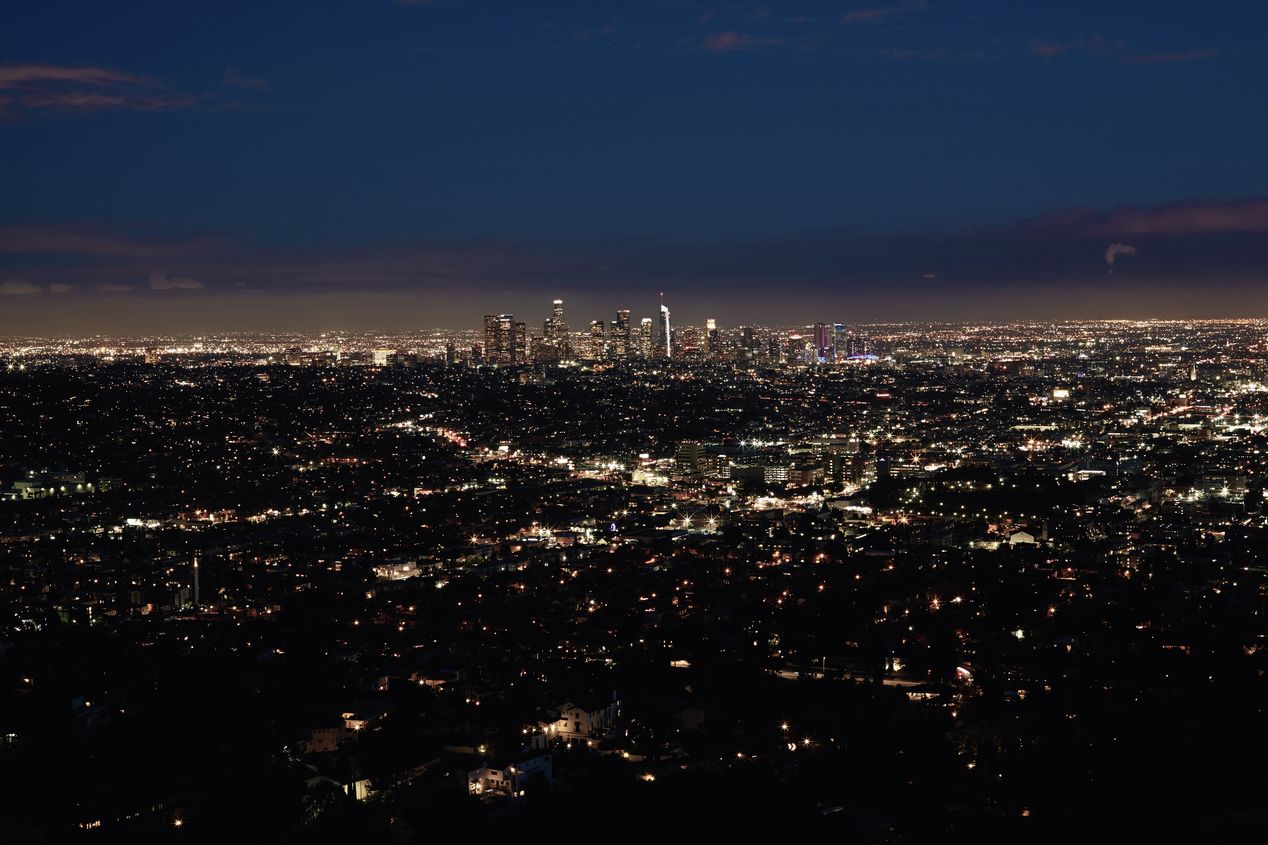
[814,322,831,364]
[587,320,606,359]
[551,298,567,335]
[543,298,570,358]
[511,320,527,363]
[832,323,848,363]
[678,326,700,357]
[675,440,704,478]
[786,334,814,365]
[445,340,457,366]
[659,294,672,358]
[607,320,622,359]
[768,336,783,364]
[483,314,523,365]
[613,309,631,359]
[705,318,719,359]
[739,325,754,361]
[847,334,868,358]
[638,317,654,357]
[483,315,503,364]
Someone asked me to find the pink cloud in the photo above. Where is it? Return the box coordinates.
[1031,35,1117,59]
[1121,49,1217,65]
[1031,36,1215,65]
[701,30,795,53]
[841,0,928,24]
[0,63,202,113]
[0,64,151,89]
[21,92,196,111]
[1099,199,1268,236]
[1104,243,1137,266]
[220,68,269,91]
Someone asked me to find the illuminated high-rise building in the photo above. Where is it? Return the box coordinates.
[638,318,654,357]
[847,333,869,358]
[612,309,631,359]
[658,294,672,358]
[511,320,527,363]
[543,298,570,357]
[588,320,607,359]
[814,322,831,364]
[832,323,848,363]
[674,440,704,478]
[678,325,700,358]
[705,318,719,359]
[483,313,525,364]
[483,314,503,363]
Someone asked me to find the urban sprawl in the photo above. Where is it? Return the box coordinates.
[2,306,1267,841]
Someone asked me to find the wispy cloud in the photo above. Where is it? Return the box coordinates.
[575,23,619,41]
[700,30,800,53]
[0,277,40,295]
[6,196,1268,312]
[0,63,198,114]
[1121,49,1218,65]
[869,46,985,62]
[1096,198,1268,236]
[841,0,928,25]
[0,64,151,88]
[220,67,269,91]
[20,91,195,111]
[1031,36,1216,65]
[1104,243,1137,266]
[149,272,204,291]
[0,227,228,258]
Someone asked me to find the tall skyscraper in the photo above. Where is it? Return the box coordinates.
[638,317,654,358]
[847,333,868,358]
[540,298,569,360]
[612,309,631,359]
[814,322,831,364]
[768,336,782,364]
[658,294,672,358]
[483,314,524,364]
[511,319,527,363]
[543,298,570,357]
[588,320,607,359]
[832,323,848,363]
[705,318,719,359]
[483,314,504,363]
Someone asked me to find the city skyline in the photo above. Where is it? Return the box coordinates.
[4,317,1268,839]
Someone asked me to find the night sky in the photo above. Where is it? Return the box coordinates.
[3,0,1267,333]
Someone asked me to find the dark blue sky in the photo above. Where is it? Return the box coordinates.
[3,0,1267,332]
